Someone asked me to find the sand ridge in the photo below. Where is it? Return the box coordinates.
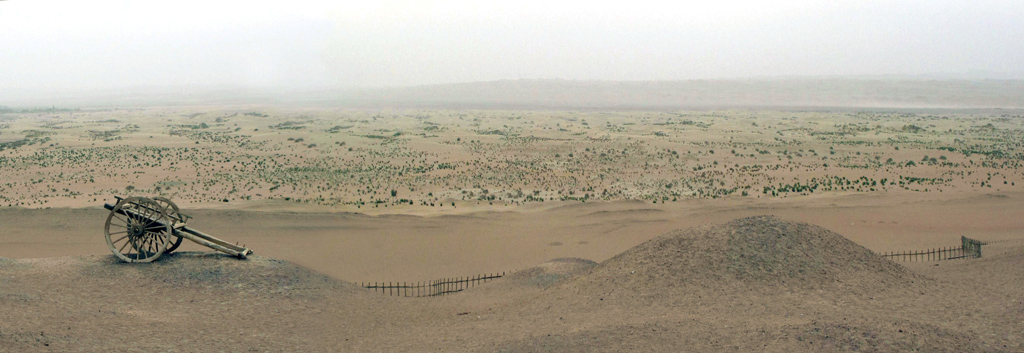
[2,216,1023,352]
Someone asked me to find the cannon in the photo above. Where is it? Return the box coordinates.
[103,196,253,263]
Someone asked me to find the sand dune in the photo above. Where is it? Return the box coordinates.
[569,216,918,297]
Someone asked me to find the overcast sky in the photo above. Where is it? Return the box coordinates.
[1,0,1022,95]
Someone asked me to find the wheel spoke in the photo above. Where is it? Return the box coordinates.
[143,236,150,253]
[111,214,128,226]
[119,238,132,253]
[112,234,128,244]
[147,233,157,254]
[147,231,162,253]
[147,208,159,225]
[148,204,160,220]
[150,232,162,253]
[140,208,153,226]
[125,240,135,258]
[155,233,166,251]
[140,237,150,258]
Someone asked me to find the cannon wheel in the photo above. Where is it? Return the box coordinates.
[153,197,185,254]
[104,197,172,263]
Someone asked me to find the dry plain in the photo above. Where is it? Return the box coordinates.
[1,106,1024,352]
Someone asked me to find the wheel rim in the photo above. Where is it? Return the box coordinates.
[152,197,184,254]
[105,197,172,263]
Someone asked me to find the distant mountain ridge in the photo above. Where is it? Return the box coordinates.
[333,78,1024,110]
[6,78,1024,109]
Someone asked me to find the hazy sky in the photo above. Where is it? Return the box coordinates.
[2,0,1022,94]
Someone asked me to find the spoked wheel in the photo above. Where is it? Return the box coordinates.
[104,197,172,263]
[152,196,185,254]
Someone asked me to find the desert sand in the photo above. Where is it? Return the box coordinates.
[2,106,1024,352]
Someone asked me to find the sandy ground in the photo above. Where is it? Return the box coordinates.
[1,211,1022,352]
[2,192,1021,282]
[2,107,1023,351]
[3,108,1023,211]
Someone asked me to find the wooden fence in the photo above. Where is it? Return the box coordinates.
[879,236,985,262]
[361,272,506,297]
